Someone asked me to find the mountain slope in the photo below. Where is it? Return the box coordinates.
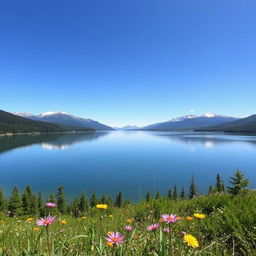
[0,110,66,134]
[143,113,239,131]
[195,114,256,133]
[15,111,113,131]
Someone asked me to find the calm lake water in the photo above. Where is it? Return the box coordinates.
[0,131,256,201]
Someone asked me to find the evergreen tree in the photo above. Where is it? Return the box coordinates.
[37,192,45,217]
[0,188,5,212]
[101,193,107,204]
[155,190,161,200]
[22,186,37,215]
[173,185,178,200]
[48,193,56,203]
[79,193,88,214]
[227,170,250,195]
[8,186,22,216]
[189,175,197,199]
[180,186,186,200]
[208,185,214,195]
[146,192,151,202]
[70,198,79,218]
[90,190,98,208]
[56,186,66,214]
[115,191,123,207]
[216,173,225,193]
[167,189,172,200]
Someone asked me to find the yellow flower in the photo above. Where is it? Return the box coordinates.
[33,227,40,231]
[108,215,113,218]
[80,216,86,220]
[106,242,113,247]
[126,219,133,223]
[96,204,108,210]
[183,234,199,248]
[107,231,113,235]
[60,220,67,224]
[186,216,193,221]
[26,217,33,222]
[194,213,205,219]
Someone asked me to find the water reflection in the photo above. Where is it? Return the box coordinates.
[0,132,109,154]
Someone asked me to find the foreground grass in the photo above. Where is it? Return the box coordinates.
[0,192,256,255]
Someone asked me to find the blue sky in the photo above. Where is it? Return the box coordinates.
[0,0,256,127]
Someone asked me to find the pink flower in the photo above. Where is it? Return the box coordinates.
[147,224,160,231]
[36,215,55,226]
[161,214,179,224]
[106,232,124,245]
[125,225,133,232]
[45,202,57,208]
[163,228,170,233]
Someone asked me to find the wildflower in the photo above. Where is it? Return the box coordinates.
[33,227,40,231]
[183,234,199,248]
[60,229,65,233]
[147,224,160,231]
[163,228,170,233]
[106,232,124,245]
[193,213,205,219]
[108,215,113,218]
[125,225,133,232]
[134,234,140,239]
[106,242,113,247]
[36,215,55,226]
[186,216,193,221]
[161,214,179,224]
[96,204,108,210]
[126,219,133,223]
[80,216,86,220]
[45,202,57,208]
[60,219,67,225]
[107,231,113,234]
[26,217,33,222]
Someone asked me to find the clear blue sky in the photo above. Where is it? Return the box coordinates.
[0,0,255,127]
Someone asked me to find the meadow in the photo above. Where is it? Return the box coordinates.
[0,171,255,256]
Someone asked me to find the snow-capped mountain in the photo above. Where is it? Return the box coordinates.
[143,113,239,131]
[15,111,113,131]
[117,125,139,130]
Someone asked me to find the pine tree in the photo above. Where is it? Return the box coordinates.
[115,191,123,207]
[173,185,178,200]
[37,192,45,217]
[167,189,172,200]
[189,175,197,199]
[90,190,98,208]
[180,186,186,200]
[8,186,22,216]
[48,193,56,203]
[216,173,224,193]
[227,170,250,195]
[0,188,5,212]
[79,193,88,214]
[22,186,37,215]
[101,193,107,204]
[146,192,151,202]
[70,198,79,218]
[107,196,113,207]
[208,185,214,195]
[56,186,66,214]
[155,190,161,200]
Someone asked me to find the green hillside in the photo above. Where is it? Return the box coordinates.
[0,110,66,134]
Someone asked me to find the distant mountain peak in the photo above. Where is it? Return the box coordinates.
[202,112,217,118]
[39,111,69,117]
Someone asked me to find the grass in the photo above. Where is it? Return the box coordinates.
[0,191,256,255]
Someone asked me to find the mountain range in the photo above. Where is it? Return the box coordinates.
[142,113,239,131]
[15,111,113,131]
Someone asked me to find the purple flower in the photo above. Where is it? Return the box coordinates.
[147,224,160,231]
[106,232,124,245]
[45,202,57,208]
[124,225,133,232]
[163,228,170,233]
[36,215,55,226]
[161,214,179,224]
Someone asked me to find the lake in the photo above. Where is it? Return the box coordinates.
[0,131,256,201]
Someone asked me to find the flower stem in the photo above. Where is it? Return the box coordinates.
[46,225,51,256]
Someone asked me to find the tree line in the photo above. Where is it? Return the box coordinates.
[0,170,250,217]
